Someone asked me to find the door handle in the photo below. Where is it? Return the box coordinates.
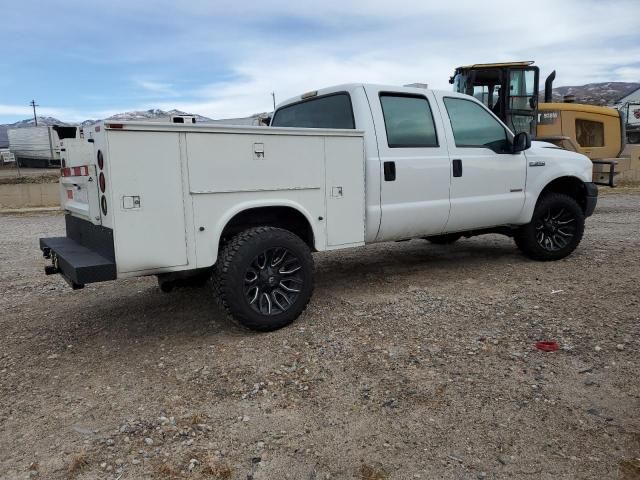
[452,159,463,177]
[383,161,396,181]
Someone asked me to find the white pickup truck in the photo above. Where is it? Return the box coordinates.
[40,84,598,331]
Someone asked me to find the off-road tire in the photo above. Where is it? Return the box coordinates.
[424,233,462,245]
[514,193,585,261]
[215,226,314,331]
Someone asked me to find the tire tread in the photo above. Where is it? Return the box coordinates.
[214,226,314,331]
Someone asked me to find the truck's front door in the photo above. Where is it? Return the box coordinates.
[366,87,452,241]
[437,96,526,232]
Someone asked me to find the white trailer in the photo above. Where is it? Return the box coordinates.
[8,125,81,167]
[40,83,598,331]
[615,87,640,144]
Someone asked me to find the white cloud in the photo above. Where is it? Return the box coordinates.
[2,0,638,122]
[90,1,640,119]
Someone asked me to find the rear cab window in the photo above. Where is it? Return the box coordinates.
[271,93,355,129]
[379,93,438,147]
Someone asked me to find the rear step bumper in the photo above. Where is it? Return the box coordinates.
[40,236,116,289]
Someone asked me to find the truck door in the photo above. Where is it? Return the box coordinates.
[505,68,538,136]
[437,95,526,232]
[365,86,452,241]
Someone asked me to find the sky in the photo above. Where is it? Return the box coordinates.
[0,0,639,123]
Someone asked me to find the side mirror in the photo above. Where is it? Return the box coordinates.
[512,131,531,154]
[260,116,271,126]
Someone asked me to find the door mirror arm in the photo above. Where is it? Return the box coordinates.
[512,131,532,154]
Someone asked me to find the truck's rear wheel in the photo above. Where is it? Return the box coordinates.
[424,233,462,245]
[216,227,314,331]
[514,193,584,261]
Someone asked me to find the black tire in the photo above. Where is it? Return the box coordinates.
[215,226,314,331]
[514,193,585,261]
[628,132,640,144]
[424,233,462,245]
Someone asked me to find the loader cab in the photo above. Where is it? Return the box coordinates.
[450,61,540,137]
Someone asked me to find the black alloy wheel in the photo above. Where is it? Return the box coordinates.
[215,226,314,331]
[514,193,585,261]
[534,206,578,252]
[244,247,304,316]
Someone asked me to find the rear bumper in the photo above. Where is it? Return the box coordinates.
[584,182,598,217]
[39,215,116,289]
[40,237,116,288]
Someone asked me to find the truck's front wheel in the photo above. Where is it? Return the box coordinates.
[514,193,585,261]
[215,227,314,331]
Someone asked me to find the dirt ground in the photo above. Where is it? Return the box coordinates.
[0,193,639,480]
[0,167,58,181]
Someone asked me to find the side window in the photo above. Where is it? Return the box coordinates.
[444,97,509,152]
[575,119,604,147]
[271,93,355,129]
[379,94,438,148]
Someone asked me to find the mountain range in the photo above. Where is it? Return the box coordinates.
[543,82,639,105]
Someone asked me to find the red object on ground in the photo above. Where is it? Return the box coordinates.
[535,341,560,352]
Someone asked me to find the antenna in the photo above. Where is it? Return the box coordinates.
[271,92,276,111]
[29,99,39,126]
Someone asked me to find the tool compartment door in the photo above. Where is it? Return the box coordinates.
[324,136,365,247]
[108,131,188,272]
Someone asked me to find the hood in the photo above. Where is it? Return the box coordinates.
[526,141,593,182]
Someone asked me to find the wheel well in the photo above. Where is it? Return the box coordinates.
[539,176,588,213]
[220,206,315,250]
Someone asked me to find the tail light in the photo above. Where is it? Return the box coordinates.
[99,173,106,193]
[97,150,107,215]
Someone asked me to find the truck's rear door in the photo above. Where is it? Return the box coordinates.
[364,86,452,241]
[59,138,102,224]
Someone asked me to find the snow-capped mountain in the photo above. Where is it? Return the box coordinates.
[543,82,640,105]
[5,116,68,128]
[81,109,214,126]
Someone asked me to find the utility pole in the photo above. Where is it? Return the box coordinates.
[29,99,39,126]
[271,92,276,111]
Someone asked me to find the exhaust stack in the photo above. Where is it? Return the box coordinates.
[544,70,556,103]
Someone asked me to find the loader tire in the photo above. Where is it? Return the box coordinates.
[216,227,314,331]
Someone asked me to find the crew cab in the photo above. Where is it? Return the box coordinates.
[40,84,598,331]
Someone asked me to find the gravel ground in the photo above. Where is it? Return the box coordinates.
[0,193,639,480]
